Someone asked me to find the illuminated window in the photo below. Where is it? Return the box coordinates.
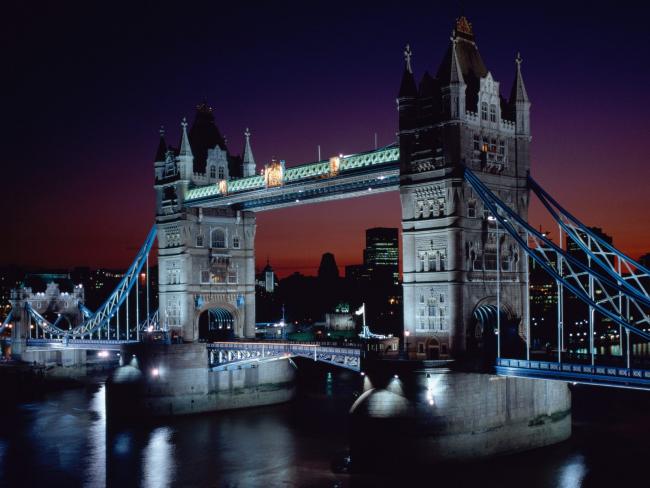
[481,102,488,120]
[489,104,496,122]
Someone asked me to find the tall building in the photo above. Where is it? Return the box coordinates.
[154,103,258,340]
[364,227,399,284]
[398,16,531,359]
[318,253,339,282]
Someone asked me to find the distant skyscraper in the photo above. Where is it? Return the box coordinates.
[364,227,399,283]
[318,253,339,281]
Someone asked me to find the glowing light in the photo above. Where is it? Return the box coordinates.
[98,350,109,358]
[151,368,160,377]
[394,374,399,379]
[360,371,365,376]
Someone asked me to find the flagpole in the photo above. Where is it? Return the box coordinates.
[362,302,366,328]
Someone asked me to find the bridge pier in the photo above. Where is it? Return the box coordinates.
[350,362,571,465]
[107,342,296,417]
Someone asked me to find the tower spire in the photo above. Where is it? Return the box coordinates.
[510,52,529,103]
[398,43,417,98]
[242,127,256,177]
[449,35,465,85]
[179,117,193,157]
[404,44,413,74]
[509,52,531,135]
[154,126,167,162]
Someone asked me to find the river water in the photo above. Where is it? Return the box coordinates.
[1,364,649,487]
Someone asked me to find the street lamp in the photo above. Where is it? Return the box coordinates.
[404,330,411,358]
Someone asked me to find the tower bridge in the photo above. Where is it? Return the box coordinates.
[3,15,649,396]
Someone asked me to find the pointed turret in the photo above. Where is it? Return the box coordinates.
[509,53,531,135]
[177,117,194,180]
[154,126,167,162]
[242,128,256,177]
[438,34,467,120]
[178,117,193,158]
[509,52,529,104]
[397,44,418,173]
[398,44,417,98]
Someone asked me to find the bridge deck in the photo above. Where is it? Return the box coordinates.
[496,357,650,390]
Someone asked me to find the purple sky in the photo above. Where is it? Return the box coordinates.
[5,2,649,276]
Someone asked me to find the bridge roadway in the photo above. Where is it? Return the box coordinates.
[496,357,650,390]
[183,146,400,211]
[12,338,650,389]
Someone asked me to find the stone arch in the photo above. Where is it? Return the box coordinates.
[195,301,241,341]
[425,337,440,360]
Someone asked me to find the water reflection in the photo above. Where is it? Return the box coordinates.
[558,454,587,488]
[0,367,649,487]
[142,427,175,488]
[85,384,106,487]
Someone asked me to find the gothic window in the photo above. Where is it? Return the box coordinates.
[481,102,488,120]
[467,200,477,218]
[200,270,210,283]
[218,166,225,179]
[489,104,496,122]
[211,229,226,248]
[418,253,426,272]
[490,138,497,153]
[196,234,204,247]
[209,166,216,179]
[473,134,480,151]
[498,139,505,156]
[233,235,240,248]
[227,266,238,284]
[440,251,446,271]
[428,252,436,272]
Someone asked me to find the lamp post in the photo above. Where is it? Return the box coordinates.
[404,330,411,358]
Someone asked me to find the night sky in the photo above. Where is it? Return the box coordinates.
[5,1,649,276]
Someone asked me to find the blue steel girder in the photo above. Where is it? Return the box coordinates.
[464,167,650,342]
[24,226,157,338]
[529,176,650,306]
[496,358,650,390]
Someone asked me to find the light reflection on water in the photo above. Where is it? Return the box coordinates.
[0,368,649,487]
[142,427,175,488]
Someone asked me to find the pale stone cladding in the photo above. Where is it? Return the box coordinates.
[156,207,256,340]
[398,16,531,359]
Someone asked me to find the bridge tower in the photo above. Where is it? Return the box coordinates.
[154,104,257,341]
[399,16,531,360]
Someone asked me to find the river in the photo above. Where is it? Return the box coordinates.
[1,363,649,487]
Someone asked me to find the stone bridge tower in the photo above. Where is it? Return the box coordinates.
[398,16,531,360]
[154,104,257,341]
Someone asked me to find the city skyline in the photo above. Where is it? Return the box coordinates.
[5,2,649,275]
